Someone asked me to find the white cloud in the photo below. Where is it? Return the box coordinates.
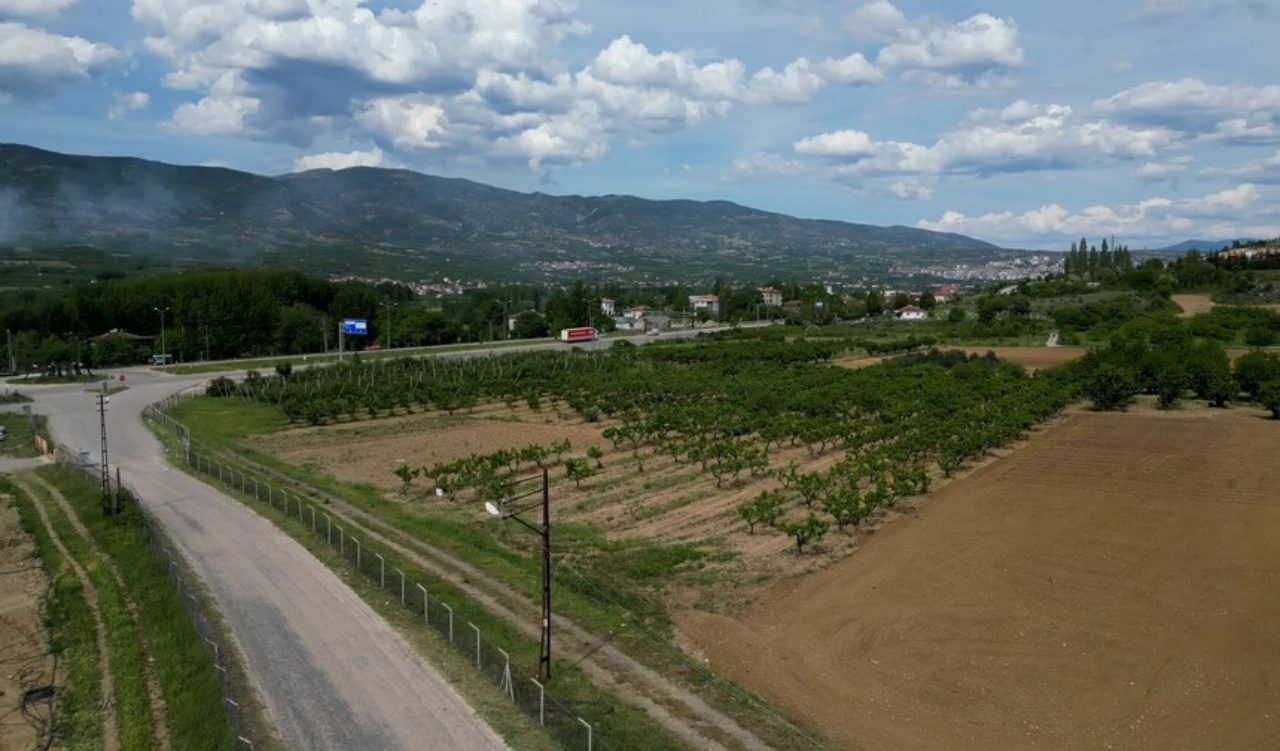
[1110,59,1134,75]
[888,178,932,200]
[794,101,1178,179]
[1134,158,1190,182]
[1201,150,1280,183]
[1095,78,1280,143]
[354,95,449,150]
[167,70,260,135]
[0,0,78,20]
[869,4,1025,88]
[0,22,120,99]
[293,148,388,171]
[107,90,150,120]
[726,152,809,179]
[845,0,908,41]
[1140,0,1190,19]
[813,52,884,85]
[916,183,1271,244]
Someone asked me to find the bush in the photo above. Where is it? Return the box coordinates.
[1244,327,1278,347]
[275,362,293,377]
[1234,351,1280,400]
[1260,379,1280,418]
[205,376,237,397]
[1085,364,1137,411]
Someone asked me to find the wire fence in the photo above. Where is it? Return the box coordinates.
[52,443,260,751]
[147,394,607,750]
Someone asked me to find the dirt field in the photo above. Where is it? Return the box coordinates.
[943,346,1087,372]
[253,404,609,492]
[1173,293,1216,317]
[676,405,1280,750]
[0,493,55,751]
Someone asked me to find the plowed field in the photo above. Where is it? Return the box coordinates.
[677,405,1280,750]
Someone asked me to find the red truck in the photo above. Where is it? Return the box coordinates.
[558,327,598,343]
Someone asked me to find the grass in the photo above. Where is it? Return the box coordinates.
[0,389,31,403]
[16,476,155,750]
[166,397,830,751]
[147,421,687,751]
[5,483,104,750]
[0,412,44,458]
[161,338,555,375]
[35,465,243,751]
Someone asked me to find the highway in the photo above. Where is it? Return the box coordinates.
[14,325,768,749]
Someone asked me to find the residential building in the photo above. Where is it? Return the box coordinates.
[934,284,963,303]
[601,298,616,316]
[759,287,783,307]
[624,305,648,321]
[689,295,720,313]
[897,305,928,321]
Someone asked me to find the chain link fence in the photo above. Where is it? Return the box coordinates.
[147,395,607,750]
[52,443,260,751]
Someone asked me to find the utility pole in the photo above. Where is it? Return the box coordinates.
[5,328,12,374]
[96,385,111,516]
[381,302,394,350]
[154,306,170,363]
[485,468,553,680]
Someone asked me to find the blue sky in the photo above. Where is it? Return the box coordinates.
[1,0,1278,249]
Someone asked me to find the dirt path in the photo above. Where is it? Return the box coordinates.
[216,447,780,751]
[14,476,120,751]
[26,472,173,751]
[0,492,57,751]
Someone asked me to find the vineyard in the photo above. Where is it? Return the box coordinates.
[209,337,1081,582]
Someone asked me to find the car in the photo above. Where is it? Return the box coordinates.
[646,329,661,337]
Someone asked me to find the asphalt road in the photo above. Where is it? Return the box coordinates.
[14,325,769,750]
[23,372,509,751]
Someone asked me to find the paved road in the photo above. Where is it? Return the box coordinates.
[24,374,509,751]
[14,327,770,750]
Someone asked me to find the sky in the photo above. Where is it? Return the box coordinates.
[1,0,1278,250]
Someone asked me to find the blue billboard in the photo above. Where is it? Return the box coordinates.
[342,319,368,336]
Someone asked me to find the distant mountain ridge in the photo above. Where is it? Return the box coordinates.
[0,142,999,280]
[1155,239,1259,253]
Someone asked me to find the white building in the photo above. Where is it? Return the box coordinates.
[624,305,649,321]
[689,294,720,313]
[759,287,783,307]
[601,298,616,316]
[897,305,928,321]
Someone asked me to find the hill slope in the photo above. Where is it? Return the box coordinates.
[0,143,998,281]
[1155,239,1259,253]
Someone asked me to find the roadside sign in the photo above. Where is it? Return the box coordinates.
[119,374,126,382]
[342,319,368,336]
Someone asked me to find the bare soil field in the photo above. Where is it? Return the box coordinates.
[1173,293,1217,317]
[253,404,609,492]
[943,346,1087,371]
[0,493,55,751]
[676,406,1280,750]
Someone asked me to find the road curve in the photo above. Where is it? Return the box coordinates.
[29,374,508,751]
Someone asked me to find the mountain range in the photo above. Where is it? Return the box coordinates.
[0,143,999,282]
[1154,239,1259,253]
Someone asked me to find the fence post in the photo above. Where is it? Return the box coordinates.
[418,584,428,622]
[469,622,480,667]
[355,539,361,569]
[444,603,453,643]
[310,505,316,531]
[297,496,303,523]
[338,526,344,556]
[254,477,259,499]
[325,513,331,544]
[377,553,385,589]
[578,718,593,751]
[397,569,405,605]
[532,679,545,727]
[498,648,514,703]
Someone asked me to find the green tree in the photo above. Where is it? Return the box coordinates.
[92,333,142,367]
[821,488,864,532]
[947,306,966,323]
[1085,364,1138,411]
[586,445,605,469]
[1154,365,1188,409]
[738,490,786,534]
[1234,351,1280,400]
[512,311,550,339]
[1259,379,1280,418]
[780,514,830,555]
[1244,327,1277,347]
[564,458,595,488]
[864,291,884,317]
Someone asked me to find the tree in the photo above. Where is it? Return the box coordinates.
[1085,364,1138,411]
[1234,351,1280,400]
[564,458,595,488]
[780,514,830,555]
[513,311,550,339]
[947,306,966,323]
[919,290,937,310]
[864,291,884,317]
[586,445,605,469]
[1204,369,1237,408]
[1259,379,1280,418]
[1244,327,1277,347]
[738,490,786,534]
[92,333,142,367]
[821,488,864,531]
[1154,365,1188,409]
[393,463,419,494]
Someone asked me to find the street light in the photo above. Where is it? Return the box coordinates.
[485,468,553,681]
[154,306,170,363]
[380,301,395,350]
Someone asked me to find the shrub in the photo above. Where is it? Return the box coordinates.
[780,514,830,555]
[1244,327,1278,347]
[1085,364,1138,411]
[275,362,293,377]
[205,376,236,397]
[1260,379,1280,419]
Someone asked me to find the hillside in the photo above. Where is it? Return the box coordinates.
[0,143,998,282]
[1155,239,1259,253]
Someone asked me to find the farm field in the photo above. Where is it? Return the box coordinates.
[1173,293,1217,317]
[676,404,1280,750]
[0,491,54,751]
[942,346,1086,371]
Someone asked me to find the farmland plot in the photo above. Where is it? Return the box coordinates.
[677,404,1280,750]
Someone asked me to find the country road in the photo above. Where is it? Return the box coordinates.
[20,373,509,751]
[11,327,767,750]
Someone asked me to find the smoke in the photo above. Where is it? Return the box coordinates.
[0,187,32,244]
